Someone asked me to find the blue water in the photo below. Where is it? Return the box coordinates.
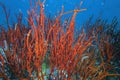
[0,0,120,29]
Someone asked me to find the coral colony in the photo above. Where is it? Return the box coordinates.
[0,0,120,80]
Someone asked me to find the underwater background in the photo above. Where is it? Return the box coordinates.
[0,0,120,28]
[0,0,120,80]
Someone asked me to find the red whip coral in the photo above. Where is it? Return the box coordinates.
[1,0,120,80]
[0,0,90,79]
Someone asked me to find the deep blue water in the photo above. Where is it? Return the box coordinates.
[0,0,120,29]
